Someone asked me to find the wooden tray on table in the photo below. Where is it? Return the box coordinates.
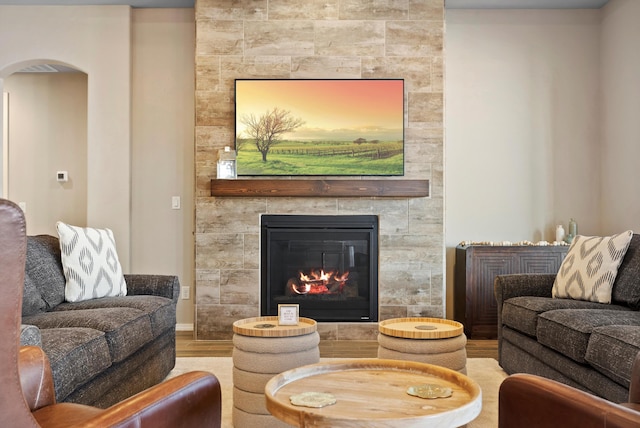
[265,358,482,427]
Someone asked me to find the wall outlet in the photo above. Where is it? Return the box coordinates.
[181,286,190,300]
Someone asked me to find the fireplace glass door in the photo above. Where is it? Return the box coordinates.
[261,215,378,322]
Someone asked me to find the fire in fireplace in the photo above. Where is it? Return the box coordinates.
[288,269,350,295]
[261,215,378,322]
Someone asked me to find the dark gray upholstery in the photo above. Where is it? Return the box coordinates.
[613,234,640,309]
[22,273,46,316]
[20,323,42,346]
[53,295,175,337]
[537,309,640,364]
[39,327,112,400]
[24,235,66,310]
[24,307,155,363]
[20,234,179,407]
[586,325,640,387]
[500,332,629,401]
[495,233,640,403]
[502,296,627,337]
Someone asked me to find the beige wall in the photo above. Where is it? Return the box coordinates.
[444,2,640,317]
[0,5,132,268]
[4,72,88,235]
[131,8,196,326]
[600,0,640,235]
[0,6,196,326]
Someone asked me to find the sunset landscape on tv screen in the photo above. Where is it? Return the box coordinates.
[235,79,404,176]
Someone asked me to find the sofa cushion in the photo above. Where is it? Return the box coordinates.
[611,234,640,309]
[39,327,112,402]
[585,325,640,388]
[23,307,154,363]
[25,235,66,309]
[56,222,127,302]
[552,230,633,304]
[501,327,630,403]
[22,272,47,316]
[537,309,640,363]
[502,296,626,337]
[54,295,175,337]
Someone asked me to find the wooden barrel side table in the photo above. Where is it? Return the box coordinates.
[377,317,468,373]
[232,316,320,428]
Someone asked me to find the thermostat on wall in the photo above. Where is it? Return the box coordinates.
[56,171,68,182]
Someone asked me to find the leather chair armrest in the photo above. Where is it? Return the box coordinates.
[87,371,221,428]
[91,372,222,428]
[19,346,56,411]
[32,371,221,428]
[499,374,640,428]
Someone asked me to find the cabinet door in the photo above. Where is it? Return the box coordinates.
[518,251,565,273]
[455,246,567,339]
[467,250,516,339]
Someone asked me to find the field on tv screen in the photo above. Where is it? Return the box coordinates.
[236,139,403,176]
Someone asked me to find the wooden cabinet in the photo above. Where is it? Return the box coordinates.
[454,245,568,339]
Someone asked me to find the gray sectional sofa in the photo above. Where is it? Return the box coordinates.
[495,233,640,403]
[20,234,179,408]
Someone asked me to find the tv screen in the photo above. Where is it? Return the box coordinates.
[234,79,404,176]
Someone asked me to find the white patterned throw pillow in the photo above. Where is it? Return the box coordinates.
[552,230,633,304]
[56,221,127,302]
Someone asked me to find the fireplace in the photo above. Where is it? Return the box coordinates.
[261,215,378,322]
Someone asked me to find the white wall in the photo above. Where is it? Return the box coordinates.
[600,0,640,235]
[445,9,602,317]
[131,8,195,326]
[0,5,132,268]
[4,72,88,235]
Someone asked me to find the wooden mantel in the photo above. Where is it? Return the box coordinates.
[210,179,429,198]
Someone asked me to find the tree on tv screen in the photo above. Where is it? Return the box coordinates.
[240,107,304,162]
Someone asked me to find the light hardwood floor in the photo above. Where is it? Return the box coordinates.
[176,331,498,360]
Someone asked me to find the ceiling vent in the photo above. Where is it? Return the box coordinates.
[18,64,80,73]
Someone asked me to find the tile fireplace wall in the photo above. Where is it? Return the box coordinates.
[194,0,445,340]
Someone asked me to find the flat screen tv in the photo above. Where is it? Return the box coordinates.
[234,79,404,176]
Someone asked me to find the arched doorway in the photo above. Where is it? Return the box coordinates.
[1,59,87,235]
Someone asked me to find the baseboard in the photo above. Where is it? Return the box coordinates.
[176,323,194,332]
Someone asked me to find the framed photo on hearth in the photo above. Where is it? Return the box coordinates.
[278,304,299,326]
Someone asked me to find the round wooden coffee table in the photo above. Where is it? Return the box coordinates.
[265,358,482,428]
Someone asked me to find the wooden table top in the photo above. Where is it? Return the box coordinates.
[232,316,317,337]
[379,317,464,339]
[265,358,482,427]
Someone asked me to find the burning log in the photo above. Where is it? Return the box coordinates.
[286,278,310,296]
[286,269,350,296]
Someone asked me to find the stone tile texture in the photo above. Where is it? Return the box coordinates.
[195,0,445,339]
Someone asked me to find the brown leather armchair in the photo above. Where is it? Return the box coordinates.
[499,351,640,428]
[0,198,222,428]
